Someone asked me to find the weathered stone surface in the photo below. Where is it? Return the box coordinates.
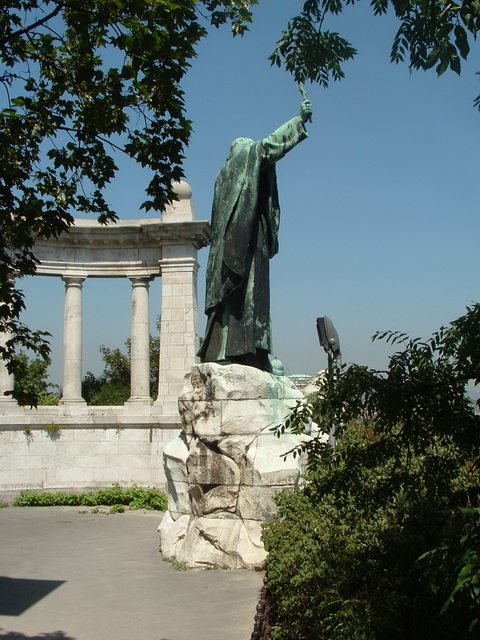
[237,485,285,522]
[180,516,244,569]
[243,431,305,487]
[188,363,302,402]
[186,439,241,486]
[204,434,256,466]
[178,398,222,436]
[236,520,266,569]
[163,431,189,482]
[204,485,238,514]
[158,512,189,558]
[159,363,307,569]
[163,516,266,570]
[219,398,289,435]
[163,432,191,517]
[166,479,190,519]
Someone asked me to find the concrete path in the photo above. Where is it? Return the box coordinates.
[0,507,263,640]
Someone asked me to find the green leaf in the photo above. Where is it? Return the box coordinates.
[454,24,470,59]
[436,53,450,76]
[450,52,461,75]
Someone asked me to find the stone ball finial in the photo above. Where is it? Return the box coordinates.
[172,180,192,201]
[164,180,195,221]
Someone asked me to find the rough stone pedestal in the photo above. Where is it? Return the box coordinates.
[158,363,306,569]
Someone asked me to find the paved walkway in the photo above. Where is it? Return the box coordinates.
[0,507,263,640]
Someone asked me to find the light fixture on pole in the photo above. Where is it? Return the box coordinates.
[316,316,342,449]
[316,316,341,373]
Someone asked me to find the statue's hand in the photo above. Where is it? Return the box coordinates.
[300,99,313,124]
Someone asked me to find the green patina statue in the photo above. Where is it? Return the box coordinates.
[198,99,313,371]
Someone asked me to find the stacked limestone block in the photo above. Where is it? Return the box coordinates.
[158,362,307,569]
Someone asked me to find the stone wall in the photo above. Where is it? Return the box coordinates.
[0,406,180,501]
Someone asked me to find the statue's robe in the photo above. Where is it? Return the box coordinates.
[198,115,308,370]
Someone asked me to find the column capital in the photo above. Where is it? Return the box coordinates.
[128,276,153,286]
[61,275,86,286]
[159,257,199,275]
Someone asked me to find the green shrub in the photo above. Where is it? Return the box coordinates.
[38,392,60,406]
[125,486,168,511]
[13,484,167,511]
[264,421,480,640]
[109,504,125,514]
[264,305,480,640]
[44,423,61,435]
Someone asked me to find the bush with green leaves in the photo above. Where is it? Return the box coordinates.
[82,329,160,406]
[13,351,60,407]
[13,484,167,511]
[263,304,480,640]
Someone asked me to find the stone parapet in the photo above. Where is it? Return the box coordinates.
[0,407,182,500]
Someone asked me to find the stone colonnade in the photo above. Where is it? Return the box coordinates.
[0,181,210,415]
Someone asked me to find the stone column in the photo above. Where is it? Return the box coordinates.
[60,276,86,405]
[0,331,16,403]
[127,277,152,404]
[155,250,200,415]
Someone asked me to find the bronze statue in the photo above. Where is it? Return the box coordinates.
[198,100,313,371]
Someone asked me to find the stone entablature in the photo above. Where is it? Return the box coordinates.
[34,218,210,279]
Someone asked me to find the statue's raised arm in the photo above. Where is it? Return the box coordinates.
[198,101,313,372]
[261,100,313,164]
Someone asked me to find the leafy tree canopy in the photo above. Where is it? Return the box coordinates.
[270,0,480,90]
[13,350,59,405]
[0,0,258,389]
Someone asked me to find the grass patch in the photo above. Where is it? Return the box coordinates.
[168,559,188,571]
[13,484,168,511]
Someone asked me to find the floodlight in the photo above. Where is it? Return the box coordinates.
[316,316,341,360]
[316,316,343,451]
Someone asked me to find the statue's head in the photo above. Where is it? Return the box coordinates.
[228,137,254,159]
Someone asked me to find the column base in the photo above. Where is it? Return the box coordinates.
[59,397,87,406]
[124,396,153,408]
[153,398,180,417]
[0,398,23,416]
[58,397,88,416]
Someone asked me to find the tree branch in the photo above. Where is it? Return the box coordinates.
[56,126,127,154]
[1,2,65,47]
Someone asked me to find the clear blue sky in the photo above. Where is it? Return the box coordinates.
[21,0,480,384]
